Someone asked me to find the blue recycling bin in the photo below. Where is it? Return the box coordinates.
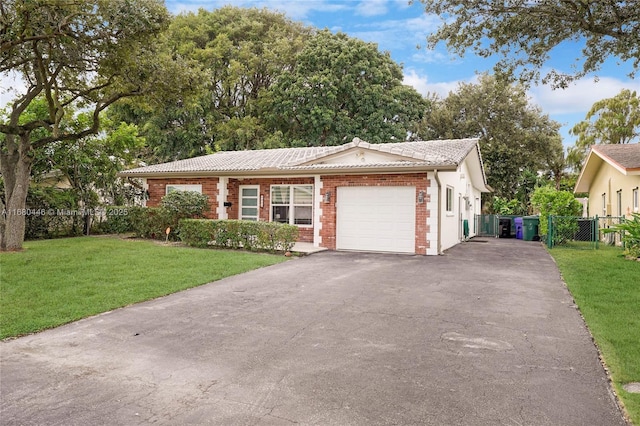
[514,217,523,240]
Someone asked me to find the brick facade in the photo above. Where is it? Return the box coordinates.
[147,174,431,252]
[146,178,219,218]
[319,174,431,255]
[227,177,315,243]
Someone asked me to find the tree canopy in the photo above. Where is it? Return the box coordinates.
[414,0,640,87]
[418,74,564,202]
[567,89,640,171]
[263,30,428,146]
[111,6,312,158]
[0,0,193,250]
[115,9,427,155]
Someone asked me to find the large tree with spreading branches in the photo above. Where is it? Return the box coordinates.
[0,0,195,251]
[414,0,640,87]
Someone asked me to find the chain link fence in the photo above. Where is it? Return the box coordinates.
[546,216,625,249]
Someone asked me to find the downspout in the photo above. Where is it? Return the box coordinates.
[434,169,442,255]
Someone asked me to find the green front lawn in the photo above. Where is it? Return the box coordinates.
[0,236,288,339]
[549,245,640,424]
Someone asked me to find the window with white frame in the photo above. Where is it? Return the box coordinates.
[239,185,259,221]
[617,190,622,217]
[633,188,639,212]
[271,185,313,226]
[166,184,202,195]
[446,186,454,213]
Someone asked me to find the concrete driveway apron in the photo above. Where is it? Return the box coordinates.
[1,238,627,425]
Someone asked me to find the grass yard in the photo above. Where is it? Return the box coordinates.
[0,236,288,339]
[549,245,640,424]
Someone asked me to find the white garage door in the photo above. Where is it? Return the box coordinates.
[336,186,416,253]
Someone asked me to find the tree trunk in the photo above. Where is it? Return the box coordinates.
[0,134,33,251]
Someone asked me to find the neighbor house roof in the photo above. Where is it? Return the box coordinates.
[121,137,483,177]
[574,143,640,193]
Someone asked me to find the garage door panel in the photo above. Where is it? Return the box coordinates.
[337,186,415,253]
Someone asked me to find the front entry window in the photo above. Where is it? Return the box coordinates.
[271,185,313,226]
[240,186,259,221]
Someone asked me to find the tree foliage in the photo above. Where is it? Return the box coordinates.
[418,74,564,200]
[414,0,640,87]
[115,9,428,155]
[111,7,312,158]
[531,186,583,237]
[0,0,194,251]
[567,89,640,171]
[264,30,428,146]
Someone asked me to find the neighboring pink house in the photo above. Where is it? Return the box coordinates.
[120,138,490,255]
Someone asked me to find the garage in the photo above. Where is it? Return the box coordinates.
[336,186,416,254]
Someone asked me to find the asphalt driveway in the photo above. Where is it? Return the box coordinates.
[0,238,627,425]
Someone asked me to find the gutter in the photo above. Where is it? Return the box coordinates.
[117,165,459,179]
[434,169,442,255]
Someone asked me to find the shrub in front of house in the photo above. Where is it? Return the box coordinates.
[178,219,299,253]
[94,205,162,238]
[160,190,210,219]
[105,191,210,240]
[125,206,167,239]
[94,206,135,234]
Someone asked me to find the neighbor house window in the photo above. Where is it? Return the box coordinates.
[446,186,454,213]
[271,185,313,226]
[166,184,202,195]
[633,188,639,212]
[239,185,259,221]
[617,190,622,217]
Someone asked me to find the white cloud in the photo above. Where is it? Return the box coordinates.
[393,0,412,9]
[402,69,478,98]
[0,71,27,110]
[528,76,640,115]
[355,0,387,17]
[348,13,441,54]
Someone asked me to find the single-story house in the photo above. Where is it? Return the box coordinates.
[120,138,491,255]
[574,143,640,218]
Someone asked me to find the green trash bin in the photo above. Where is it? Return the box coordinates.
[522,216,540,241]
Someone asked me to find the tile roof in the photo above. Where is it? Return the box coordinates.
[120,138,480,176]
[592,143,640,171]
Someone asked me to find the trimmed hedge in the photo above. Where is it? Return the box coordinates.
[179,219,299,253]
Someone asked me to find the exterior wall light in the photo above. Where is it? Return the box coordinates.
[324,191,332,203]
[418,190,425,204]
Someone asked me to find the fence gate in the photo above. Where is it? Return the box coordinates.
[475,214,498,237]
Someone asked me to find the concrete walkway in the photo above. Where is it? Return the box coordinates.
[0,238,627,425]
[291,241,328,255]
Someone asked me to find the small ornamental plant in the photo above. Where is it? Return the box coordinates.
[603,213,640,260]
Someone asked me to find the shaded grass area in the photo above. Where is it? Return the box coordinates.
[0,237,288,339]
[549,245,640,424]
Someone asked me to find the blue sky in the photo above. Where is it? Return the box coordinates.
[2,0,638,150]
